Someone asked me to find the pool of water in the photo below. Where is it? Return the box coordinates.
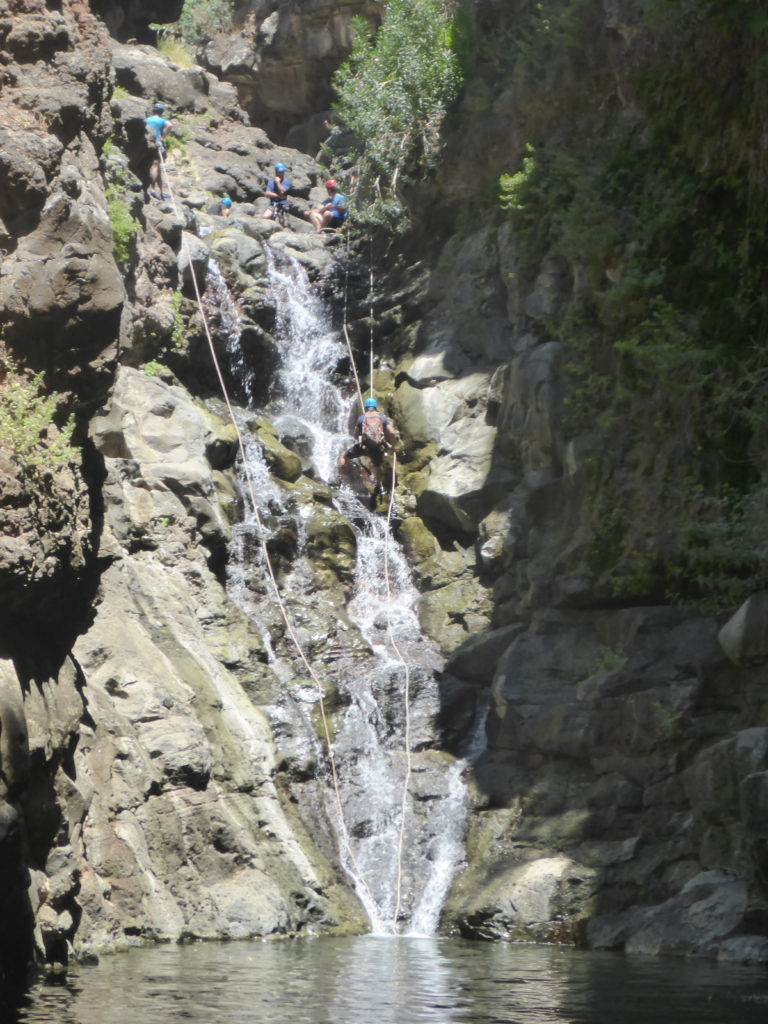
[13,936,768,1024]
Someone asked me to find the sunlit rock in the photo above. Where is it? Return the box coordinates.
[718,591,768,665]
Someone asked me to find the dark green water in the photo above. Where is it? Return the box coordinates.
[12,936,768,1024]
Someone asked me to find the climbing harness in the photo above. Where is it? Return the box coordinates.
[155,148,378,913]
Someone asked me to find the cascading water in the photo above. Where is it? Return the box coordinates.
[264,247,349,480]
[225,246,484,935]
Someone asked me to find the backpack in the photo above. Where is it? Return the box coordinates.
[361,411,385,448]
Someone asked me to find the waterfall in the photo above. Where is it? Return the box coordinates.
[225,247,479,935]
[264,247,349,481]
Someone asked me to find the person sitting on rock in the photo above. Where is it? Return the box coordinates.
[145,102,173,200]
[262,163,291,221]
[304,179,348,232]
[338,396,396,497]
[208,195,233,217]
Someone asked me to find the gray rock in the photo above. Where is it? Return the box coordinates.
[444,625,522,685]
[684,728,768,820]
[198,1,382,142]
[718,591,768,664]
[453,855,597,942]
[0,661,29,800]
[112,43,211,114]
[178,230,209,288]
[718,935,768,965]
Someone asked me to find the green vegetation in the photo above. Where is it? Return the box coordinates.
[153,0,234,54]
[156,34,195,67]
[178,0,234,45]
[327,0,465,228]
[142,360,167,377]
[498,0,768,607]
[170,291,185,350]
[106,187,137,268]
[163,125,189,158]
[593,645,624,674]
[0,359,77,475]
[103,155,139,269]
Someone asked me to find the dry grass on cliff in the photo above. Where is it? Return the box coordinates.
[2,102,48,133]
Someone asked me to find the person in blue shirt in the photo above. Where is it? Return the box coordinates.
[305,179,348,231]
[208,196,232,217]
[262,163,291,221]
[145,102,172,200]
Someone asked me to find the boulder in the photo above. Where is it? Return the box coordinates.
[0,661,29,800]
[684,728,768,821]
[90,366,233,554]
[454,855,597,942]
[718,591,768,665]
[112,42,211,113]
[0,141,125,374]
[444,625,522,685]
[245,416,303,483]
[417,414,500,537]
[199,0,383,143]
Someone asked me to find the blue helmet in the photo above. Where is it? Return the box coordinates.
[364,397,377,410]
[152,102,165,114]
[275,162,286,172]
[221,196,232,207]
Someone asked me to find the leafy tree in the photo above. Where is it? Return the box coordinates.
[330,0,464,227]
[176,0,234,45]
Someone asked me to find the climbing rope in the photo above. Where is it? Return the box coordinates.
[383,451,412,934]
[155,147,378,911]
[342,223,365,412]
[353,231,414,934]
[369,234,375,399]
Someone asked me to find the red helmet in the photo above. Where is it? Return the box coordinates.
[325,179,338,190]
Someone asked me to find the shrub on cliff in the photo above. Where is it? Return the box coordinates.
[328,0,465,228]
[497,0,768,608]
[0,360,77,477]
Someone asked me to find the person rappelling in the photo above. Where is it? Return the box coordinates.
[338,396,397,504]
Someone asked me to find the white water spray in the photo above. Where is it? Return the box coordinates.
[225,246,479,934]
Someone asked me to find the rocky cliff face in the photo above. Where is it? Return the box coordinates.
[2,0,768,1007]
[199,0,382,151]
[0,0,375,1003]
[369,0,768,963]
